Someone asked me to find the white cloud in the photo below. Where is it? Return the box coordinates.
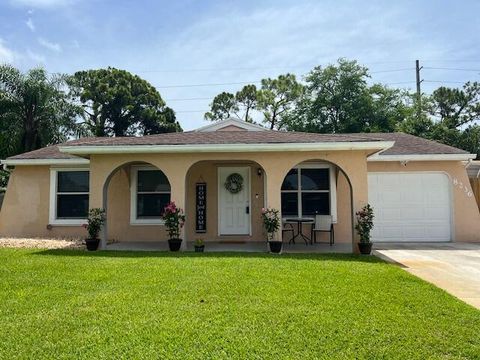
[26,17,35,32]
[26,49,46,63]
[38,37,61,52]
[0,38,15,63]
[9,0,73,8]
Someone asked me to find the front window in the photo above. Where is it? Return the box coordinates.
[50,169,90,224]
[281,165,336,220]
[131,167,171,224]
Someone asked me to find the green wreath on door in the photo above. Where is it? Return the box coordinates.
[224,173,244,194]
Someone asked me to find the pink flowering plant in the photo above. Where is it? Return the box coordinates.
[163,201,185,240]
[262,207,281,241]
[355,204,374,244]
[84,208,106,239]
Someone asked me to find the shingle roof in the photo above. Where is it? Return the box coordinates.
[5,131,468,160]
[7,145,79,160]
[354,132,468,155]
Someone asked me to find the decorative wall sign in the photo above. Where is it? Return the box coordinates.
[453,177,473,197]
[224,173,243,194]
[196,182,207,233]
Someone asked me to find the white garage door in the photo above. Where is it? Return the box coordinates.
[368,173,452,242]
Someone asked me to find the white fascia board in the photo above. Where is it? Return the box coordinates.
[59,141,395,155]
[1,158,90,166]
[368,153,477,162]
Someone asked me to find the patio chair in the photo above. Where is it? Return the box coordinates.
[282,221,294,242]
[311,215,334,246]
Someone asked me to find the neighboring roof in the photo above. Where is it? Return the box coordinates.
[2,131,474,165]
[194,118,268,132]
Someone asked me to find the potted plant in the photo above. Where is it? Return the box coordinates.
[355,204,375,255]
[194,239,205,253]
[83,208,106,251]
[163,201,185,252]
[262,207,282,253]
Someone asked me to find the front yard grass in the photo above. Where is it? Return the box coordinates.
[0,248,479,359]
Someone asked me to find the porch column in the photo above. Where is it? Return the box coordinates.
[88,155,112,250]
[262,163,288,242]
[335,155,369,254]
[155,162,191,251]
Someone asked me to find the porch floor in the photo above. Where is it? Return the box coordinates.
[105,241,352,253]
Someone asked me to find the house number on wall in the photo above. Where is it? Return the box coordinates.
[452,178,473,198]
[196,183,207,233]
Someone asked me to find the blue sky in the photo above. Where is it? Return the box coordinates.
[1,0,479,130]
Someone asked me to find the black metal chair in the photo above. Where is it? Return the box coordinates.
[282,221,294,242]
[311,215,335,246]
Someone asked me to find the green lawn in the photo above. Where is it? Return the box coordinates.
[0,249,479,359]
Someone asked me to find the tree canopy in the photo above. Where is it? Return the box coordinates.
[284,59,409,133]
[69,67,181,137]
[399,82,480,157]
[0,64,80,158]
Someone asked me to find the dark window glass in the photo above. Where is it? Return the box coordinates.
[301,168,329,191]
[58,171,89,192]
[302,192,330,216]
[281,169,298,190]
[137,170,170,192]
[57,194,89,218]
[281,192,298,216]
[137,193,171,218]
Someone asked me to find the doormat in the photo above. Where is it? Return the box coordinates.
[218,240,247,244]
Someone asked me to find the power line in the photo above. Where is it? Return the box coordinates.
[155,80,262,89]
[166,97,212,101]
[136,65,313,73]
[423,80,466,84]
[370,68,414,74]
[423,67,480,72]
[175,110,210,113]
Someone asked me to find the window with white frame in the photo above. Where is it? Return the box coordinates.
[130,166,171,224]
[281,164,337,221]
[49,169,89,224]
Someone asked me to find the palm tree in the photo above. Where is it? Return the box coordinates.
[0,65,82,157]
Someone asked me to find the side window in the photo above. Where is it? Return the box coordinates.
[54,170,89,220]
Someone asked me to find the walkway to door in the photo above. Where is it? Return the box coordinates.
[374,242,480,309]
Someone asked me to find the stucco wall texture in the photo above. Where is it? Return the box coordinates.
[0,153,478,246]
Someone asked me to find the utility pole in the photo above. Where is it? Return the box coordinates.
[415,59,423,118]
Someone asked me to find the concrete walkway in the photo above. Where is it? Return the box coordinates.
[374,243,480,309]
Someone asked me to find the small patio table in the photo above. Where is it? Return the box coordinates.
[285,217,314,245]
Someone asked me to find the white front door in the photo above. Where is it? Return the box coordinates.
[218,167,250,235]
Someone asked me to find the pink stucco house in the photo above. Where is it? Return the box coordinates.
[1,118,479,252]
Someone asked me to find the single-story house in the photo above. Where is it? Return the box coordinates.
[1,118,479,252]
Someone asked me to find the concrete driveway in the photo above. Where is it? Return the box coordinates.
[374,243,480,309]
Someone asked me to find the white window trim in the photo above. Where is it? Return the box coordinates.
[49,167,89,226]
[281,163,337,223]
[130,165,170,225]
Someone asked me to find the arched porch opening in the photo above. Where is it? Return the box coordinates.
[280,159,354,252]
[100,161,172,248]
